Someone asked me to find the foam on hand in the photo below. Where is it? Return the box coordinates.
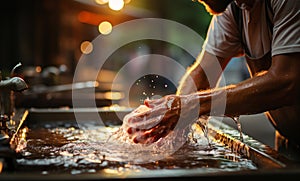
[123,105,165,130]
[104,104,190,163]
[106,105,152,144]
[123,105,150,125]
[124,105,151,121]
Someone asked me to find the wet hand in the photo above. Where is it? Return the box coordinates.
[124,95,182,144]
[125,94,199,144]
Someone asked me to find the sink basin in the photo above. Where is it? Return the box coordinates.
[26,106,134,127]
[0,108,300,180]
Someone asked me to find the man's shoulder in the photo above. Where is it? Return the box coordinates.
[270,0,300,11]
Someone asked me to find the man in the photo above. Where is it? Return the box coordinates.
[126,0,300,159]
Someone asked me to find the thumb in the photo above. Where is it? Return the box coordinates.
[144,98,155,108]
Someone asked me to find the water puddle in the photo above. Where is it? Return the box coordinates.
[16,120,257,175]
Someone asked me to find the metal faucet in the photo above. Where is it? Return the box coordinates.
[0,63,28,135]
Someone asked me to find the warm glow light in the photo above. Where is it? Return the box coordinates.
[124,0,131,4]
[104,91,124,100]
[78,11,91,23]
[35,66,42,73]
[95,0,109,5]
[98,21,113,35]
[0,161,3,173]
[15,127,29,153]
[103,168,120,175]
[108,0,124,11]
[80,41,93,54]
[78,11,111,26]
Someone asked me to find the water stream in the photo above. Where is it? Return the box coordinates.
[231,116,244,142]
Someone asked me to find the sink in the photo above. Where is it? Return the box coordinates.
[26,106,134,127]
[0,108,300,180]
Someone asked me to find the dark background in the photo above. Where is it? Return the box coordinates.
[0,0,211,76]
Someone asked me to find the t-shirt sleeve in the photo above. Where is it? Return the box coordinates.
[203,6,243,59]
[271,0,300,56]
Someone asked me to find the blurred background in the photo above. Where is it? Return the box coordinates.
[0,0,212,75]
[0,0,275,147]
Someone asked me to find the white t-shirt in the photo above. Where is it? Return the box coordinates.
[203,0,300,60]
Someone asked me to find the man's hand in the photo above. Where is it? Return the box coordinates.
[124,95,181,144]
[124,93,202,144]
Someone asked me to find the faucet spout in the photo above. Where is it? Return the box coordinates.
[0,76,28,122]
[0,77,28,92]
[0,64,28,146]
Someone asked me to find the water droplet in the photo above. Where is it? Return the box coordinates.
[164,84,168,88]
[153,86,156,89]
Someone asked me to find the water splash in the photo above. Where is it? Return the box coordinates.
[129,74,177,106]
[193,116,211,148]
[16,121,257,175]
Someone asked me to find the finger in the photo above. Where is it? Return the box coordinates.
[127,106,167,124]
[128,111,178,135]
[140,134,163,144]
[132,125,169,144]
[132,131,150,144]
[129,116,164,130]
[144,98,164,108]
[126,127,140,135]
[130,114,180,144]
[128,106,180,131]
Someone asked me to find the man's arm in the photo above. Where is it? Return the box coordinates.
[125,52,300,144]
[194,52,300,116]
[176,51,232,95]
[224,53,300,115]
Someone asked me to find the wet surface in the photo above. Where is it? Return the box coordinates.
[14,120,258,176]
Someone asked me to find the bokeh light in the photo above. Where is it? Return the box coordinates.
[98,21,113,35]
[80,41,93,54]
[108,0,124,11]
[95,0,109,5]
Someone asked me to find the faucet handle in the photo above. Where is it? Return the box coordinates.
[10,62,22,77]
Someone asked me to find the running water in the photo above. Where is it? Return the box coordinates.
[194,116,211,148]
[230,116,244,142]
[194,115,244,143]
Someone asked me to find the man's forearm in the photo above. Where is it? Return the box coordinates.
[177,51,229,95]
[201,54,300,116]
